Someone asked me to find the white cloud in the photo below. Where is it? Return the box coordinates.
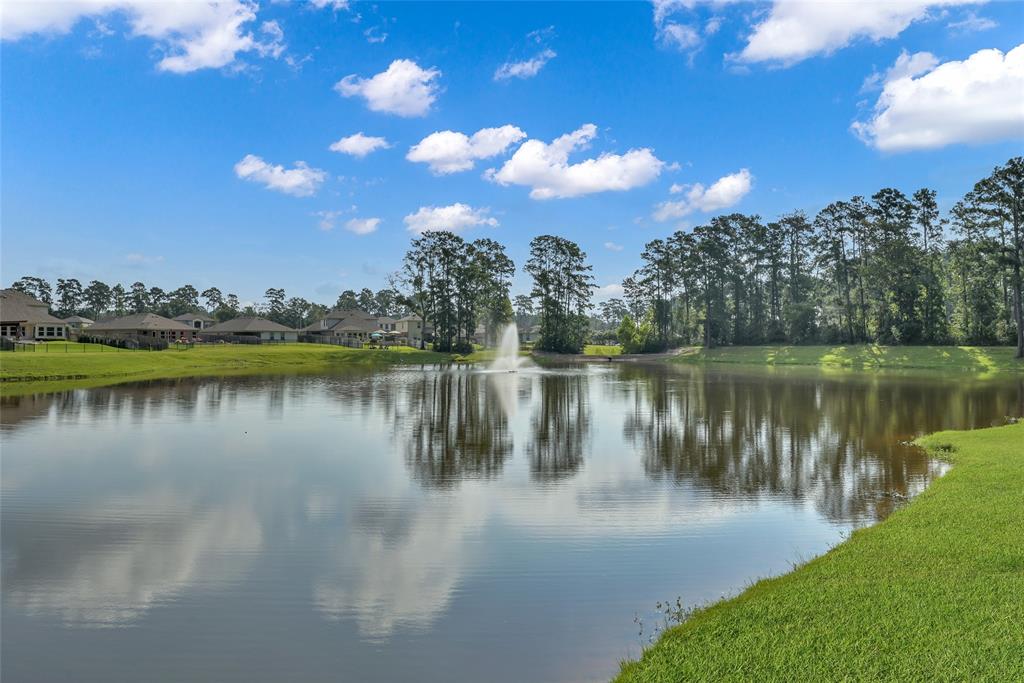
[653,168,753,221]
[309,0,350,10]
[494,48,556,80]
[596,283,625,299]
[660,22,701,51]
[734,1,981,66]
[861,49,939,92]
[947,11,997,33]
[486,124,664,200]
[407,125,526,174]
[1,1,286,73]
[315,210,342,231]
[234,154,326,197]
[853,44,1024,152]
[345,217,381,235]
[335,59,441,117]
[329,132,391,158]
[363,26,387,43]
[403,203,498,234]
[604,241,624,252]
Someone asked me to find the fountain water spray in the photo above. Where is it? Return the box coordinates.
[490,324,523,372]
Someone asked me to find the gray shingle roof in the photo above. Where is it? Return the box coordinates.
[0,289,66,325]
[89,313,193,332]
[173,312,215,322]
[205,317,296,333]
[63,315,95,324]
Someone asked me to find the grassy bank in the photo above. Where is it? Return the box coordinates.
[584,344,623,356]
[0,343,450,396]
[674,344,1024,375]
[615,420,1024,682]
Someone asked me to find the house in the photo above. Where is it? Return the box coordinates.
[377,316,399,332]
[0,289,69,340]
[87,313,197,341]
[204,317,298,342]
[173,312,216,330]
[519,324,541,344]
[396,314,432,348]
[63,315,95,335]
[303,308,381,343]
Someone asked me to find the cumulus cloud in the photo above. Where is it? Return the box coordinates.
[329,132,391,158]
[653,168,753,221]
[407,125,526,174]
[1,0,286,73]
[335,59,441,117]
[494,48,557,80]
[604,241,624,252]
[234,154,326,197]
[486,124,664,200]
[596,283,625,299]
[734,1,980,66]
[403,203,498,234]
[852,44,1024,152]
[345,217,381,235]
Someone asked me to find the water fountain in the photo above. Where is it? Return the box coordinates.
[490,323,523,372]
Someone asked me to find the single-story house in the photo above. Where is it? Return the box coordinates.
[87,313,197,341]
[63,315,95,334]
[204,317,298,342]
[303,309,382,342]
[0,289,69,340]
[174,312,216,330]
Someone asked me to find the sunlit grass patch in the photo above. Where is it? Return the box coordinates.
[616,421,1024,682]
[0,343,451,396]
[673,345,1024,375]
[584,345,623,356]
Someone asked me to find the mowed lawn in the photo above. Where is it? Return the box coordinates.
[0,342,450,395]
[675,344,1024,375]
[616,421,1024,682]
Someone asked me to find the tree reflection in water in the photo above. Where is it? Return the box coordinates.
[527,371,591,481]
[396,371,514,488]
[616,364,1022,522]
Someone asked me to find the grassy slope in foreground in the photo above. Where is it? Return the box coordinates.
[615,421,1024,682]
[0,343,450,396]
[674,344,1024,374]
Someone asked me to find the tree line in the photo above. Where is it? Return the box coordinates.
[6,277,408,331]
[10,157,1020,357]
[616,157,1023,358]
[393,231,597,354]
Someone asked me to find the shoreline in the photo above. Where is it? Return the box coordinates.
[0,343,452,397]
[3,343,1022,397]
[614,420,1024,682]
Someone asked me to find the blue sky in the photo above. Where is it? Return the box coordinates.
[2,1,1022,305]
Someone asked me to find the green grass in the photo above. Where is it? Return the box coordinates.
[584,344,623,356]
[0,343,450,396]
[615,420,1024,682]
[674,344,1024,375]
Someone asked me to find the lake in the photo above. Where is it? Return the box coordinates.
[2,362,1021,682]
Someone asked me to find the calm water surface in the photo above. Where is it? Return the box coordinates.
[2,363,1021,682]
